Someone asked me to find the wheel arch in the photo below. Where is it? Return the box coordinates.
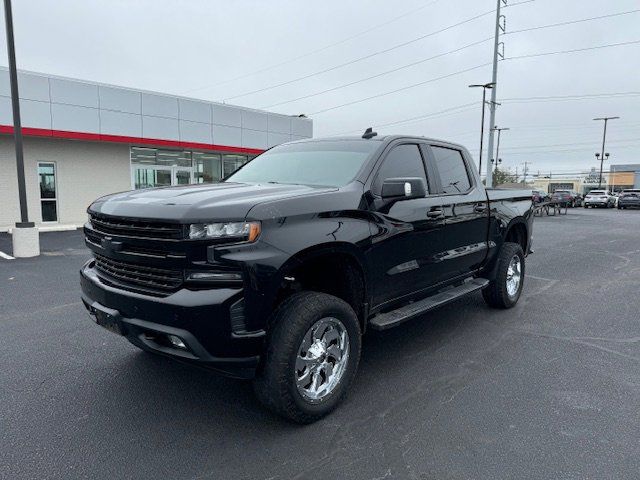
[271,242,370,331]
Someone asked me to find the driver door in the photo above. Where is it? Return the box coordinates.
[367,142,447,307]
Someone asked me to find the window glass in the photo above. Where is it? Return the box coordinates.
[374,144,427,192]
[39,163,56,199]
[38,163,58,222]
[431,146,471,194]
[130,147,157,165]
[157,149,192,167]
[41,201,57,222]
[226,141,377,187]
[194,152,222,183]
[223,155,248,177]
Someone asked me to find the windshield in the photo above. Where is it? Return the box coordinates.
[588,191,606,195]
[225,140,379,187]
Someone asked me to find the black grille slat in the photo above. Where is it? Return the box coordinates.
[94,254,182,292]
[90,215,183,239]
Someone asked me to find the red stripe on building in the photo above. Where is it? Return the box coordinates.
[0,125,265,155]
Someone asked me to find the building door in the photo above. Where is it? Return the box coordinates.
[132,166,172,189]
[173,167,193,186]
[38,162,58,222]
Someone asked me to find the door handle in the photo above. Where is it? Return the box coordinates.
[474,204,487,213]
[427,208,444,218]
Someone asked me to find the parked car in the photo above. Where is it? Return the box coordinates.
[532,189,550,204]
[552,189,582,207]
[80,131,533,423]
[618,189,640,209]
[583,190,615,208]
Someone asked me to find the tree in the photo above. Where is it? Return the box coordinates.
[492,166,512,186]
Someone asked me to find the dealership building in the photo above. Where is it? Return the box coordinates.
[0,67,313,231]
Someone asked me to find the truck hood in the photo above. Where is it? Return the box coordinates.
[89,182,337,222]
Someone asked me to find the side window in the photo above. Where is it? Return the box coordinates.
[374,144,427,194]
[431,146,471,194]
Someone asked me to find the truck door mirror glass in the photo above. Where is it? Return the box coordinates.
[381,177,427,200]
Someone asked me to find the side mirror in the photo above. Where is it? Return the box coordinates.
[381,177,427,200]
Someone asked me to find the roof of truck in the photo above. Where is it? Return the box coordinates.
[287,134,467,151]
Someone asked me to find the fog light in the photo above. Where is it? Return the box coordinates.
[168,334,187,349]
[187,272,242,281]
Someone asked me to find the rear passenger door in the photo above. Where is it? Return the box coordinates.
[423,143,490,282]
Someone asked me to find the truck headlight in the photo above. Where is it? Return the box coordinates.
[188,221,261,242]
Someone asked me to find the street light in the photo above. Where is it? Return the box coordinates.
[469,82,495,176]
[593,116,619,188]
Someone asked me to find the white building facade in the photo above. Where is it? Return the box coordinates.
[0,68,312,231]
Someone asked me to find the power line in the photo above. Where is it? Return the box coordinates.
[499,137,640,151]
[223,8,496,101]
[327,103,479,136]
[310,62,492,115]
[501,91,640,103]
[504,8,640,36]
[504,39,640,61]
[261,36,493,109]
[328,92,640,135]
[493,144,640,156]
[182,0,443,95]
[503,0,537,7]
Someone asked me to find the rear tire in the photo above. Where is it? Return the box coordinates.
[482,242,525,309]
[253,291,361,424]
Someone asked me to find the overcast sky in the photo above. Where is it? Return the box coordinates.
[1,0,638,176]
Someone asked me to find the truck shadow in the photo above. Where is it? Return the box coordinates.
[91,292,495,434]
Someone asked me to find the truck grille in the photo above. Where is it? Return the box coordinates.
[90,214,184,240]
[94,254,183,292]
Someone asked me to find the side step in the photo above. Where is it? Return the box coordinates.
[369,278,489,331]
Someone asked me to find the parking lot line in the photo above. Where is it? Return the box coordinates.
[0,251,15,260]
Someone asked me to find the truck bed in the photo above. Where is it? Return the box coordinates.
[486,188,533,202]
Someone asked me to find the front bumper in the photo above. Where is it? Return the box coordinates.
[80,260,264,379]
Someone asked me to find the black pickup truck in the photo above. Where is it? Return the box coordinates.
[80,131,533,423]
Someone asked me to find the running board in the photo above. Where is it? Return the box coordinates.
[369,278,489,331]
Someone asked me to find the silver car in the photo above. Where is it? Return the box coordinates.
[583,190,614,208]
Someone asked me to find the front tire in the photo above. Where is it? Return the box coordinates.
[253,291,361,423]
[482,242,525,309]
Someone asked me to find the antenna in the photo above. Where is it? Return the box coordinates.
[362,127,378,139]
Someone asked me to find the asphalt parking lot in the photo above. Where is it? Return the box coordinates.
[1,208,640,480]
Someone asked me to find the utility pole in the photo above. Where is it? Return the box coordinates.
[593,116,619,189]
[469,82,494,177]
[485,0,507,188]
[521,161,531,185]
[3,0,39,257]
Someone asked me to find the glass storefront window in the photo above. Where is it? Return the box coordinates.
[130,147,254,189]
[194,152,222,184]
[223,154,249,177]
[38,162,58,222]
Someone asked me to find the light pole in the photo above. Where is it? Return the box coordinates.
[3,0,39,257]
[469,82,494,177]
[593,116,619,188]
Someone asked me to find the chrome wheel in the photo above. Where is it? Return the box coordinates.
[295,317,350,403]
[506,254,522,298]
